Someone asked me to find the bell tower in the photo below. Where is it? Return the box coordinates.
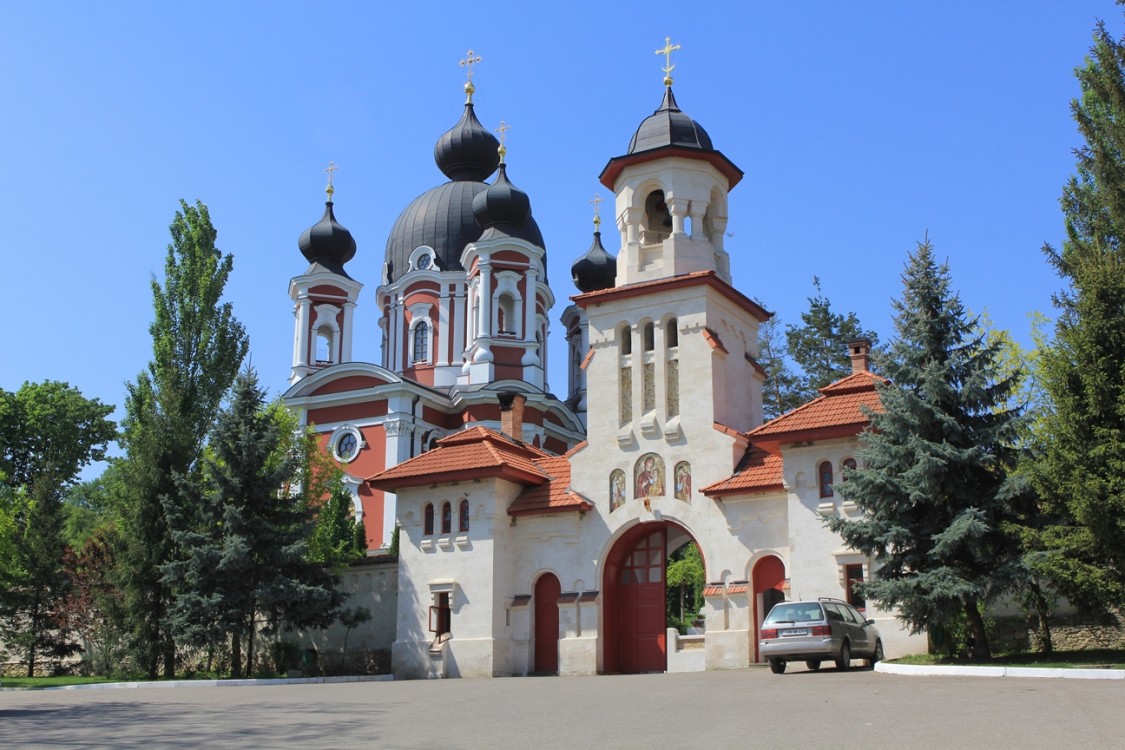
[598,39,743,288]
[289,164,363,385]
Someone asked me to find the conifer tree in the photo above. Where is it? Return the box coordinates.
[162,370,343,678]
[826,240,1024,660]
[1033,18,1125,612]
[786,277,878,402]
[117,199,248,678]
[757,312,804,421]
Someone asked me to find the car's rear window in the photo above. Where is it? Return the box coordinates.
[763,603,824,623]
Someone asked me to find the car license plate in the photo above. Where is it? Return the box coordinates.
[781,628,809,637]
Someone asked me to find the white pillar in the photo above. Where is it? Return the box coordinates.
[341,300,356,362]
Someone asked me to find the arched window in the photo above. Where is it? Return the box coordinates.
[842,457,857,479]
[441,501,452,534]
[423,503,434,535]
[643,322,655,352]
[497,294,516,335]
[818,461,834,498]
[316,332,331,362]
[459,499,470,533]
[666,318,678,348]
[412,321,430,364]
[620,325,632,356]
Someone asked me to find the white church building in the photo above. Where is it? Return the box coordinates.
[283,49,924,678]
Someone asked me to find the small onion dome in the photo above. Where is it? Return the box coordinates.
[298,200,356,273]
[434,102,502,181]
[472,163,531,230]
[571,229,617,293]
[627,86,713,154]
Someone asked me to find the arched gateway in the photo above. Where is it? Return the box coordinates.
[603,521,701,674]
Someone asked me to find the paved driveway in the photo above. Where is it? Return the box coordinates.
[2,666,1123,749]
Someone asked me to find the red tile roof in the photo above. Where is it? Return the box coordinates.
[508,455,593,517]
[367,427,592,518]
[748,371,885,443]
[367,427,549,491]
[701,445,784,496]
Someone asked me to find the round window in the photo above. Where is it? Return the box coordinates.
[416,254,432,270]
[335,432,359,462]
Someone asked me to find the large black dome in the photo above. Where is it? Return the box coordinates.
[627,87,713,154]
[384,180,489,280]
[434,103,501,181]
[571,229,616,293]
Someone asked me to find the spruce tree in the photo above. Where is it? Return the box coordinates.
[757,311,804,421]
[163,370,343,678]
[826,240,1024,659]
[118,199,248,678]
[1034,18,1125,611]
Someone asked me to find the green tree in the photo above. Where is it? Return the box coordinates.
[307,484,366,566]
[162,370,343,678]
[0,381,115,676]
[117,199,248,679]
[1032,18,1125,614]
[757,311,804,421]
[666,542,705,629]
[826,240,1024,660]
[785,277,878,402]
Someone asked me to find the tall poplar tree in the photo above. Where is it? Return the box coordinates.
[1034,18,1125,612]
[162,370,343,678]
[118,199,248,679]
[826,240,1024,660]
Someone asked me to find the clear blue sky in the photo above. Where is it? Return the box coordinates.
[1,1,1119,470]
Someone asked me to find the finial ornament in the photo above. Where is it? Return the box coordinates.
[590,193,603,229]
[324,161,338,200]
[460,49,482,103]
[495,120,510,164]
[655,36,681,87]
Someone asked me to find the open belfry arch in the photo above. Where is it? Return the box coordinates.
[290,40,925,678]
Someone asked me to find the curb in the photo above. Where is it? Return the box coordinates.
[876,662,1125,680]
[1,674,394,691]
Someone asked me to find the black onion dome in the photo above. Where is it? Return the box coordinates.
[384,180,490,281]
[434,103,502,181]
[571,230,617,292]
[627,87,713,154]
[472,163,530,229]
[298,201,356,274]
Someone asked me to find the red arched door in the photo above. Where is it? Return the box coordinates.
[534,573,561,674]
[752,555,786,662]
[605,525,669,674]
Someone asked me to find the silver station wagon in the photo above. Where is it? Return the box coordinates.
[759,597,883,674]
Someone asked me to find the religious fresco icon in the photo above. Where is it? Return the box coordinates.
[674,461,691,501]
[610,469,626,512]
[634,453,665,498]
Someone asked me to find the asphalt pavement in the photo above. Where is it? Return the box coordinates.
[1,665,1123,749]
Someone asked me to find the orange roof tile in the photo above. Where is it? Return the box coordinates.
[701,445,784,496]
[748,371,885,443]
[508,455,593,517]
[367,427,548,491]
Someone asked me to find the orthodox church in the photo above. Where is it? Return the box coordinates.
[283,46,924,677]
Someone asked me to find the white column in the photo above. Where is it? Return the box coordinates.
[478,260,493,338]
[452,285,466,363]
[523,269,537,341]
[293,294,311,368]
[437,284,451,367]
[341,300,357,362]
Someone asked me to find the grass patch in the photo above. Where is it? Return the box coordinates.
[890,649,1125,669]
[0,675,128,690]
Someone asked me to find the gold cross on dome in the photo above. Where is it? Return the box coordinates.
[590,193,603,227]
[495,120,510,163]
[460,49,482,80]
[655,36,681,86]
[324,161,338,198]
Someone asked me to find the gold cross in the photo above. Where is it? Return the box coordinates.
[495,120,510,163]
[460,49,482,80]
[324,161,338,198]
[590,193,603,227]
[655,36,681,86]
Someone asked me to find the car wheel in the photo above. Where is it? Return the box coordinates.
[867,639,884,668]
[835,641,851,671]
[805,660,821,671]
[769,658,787,674]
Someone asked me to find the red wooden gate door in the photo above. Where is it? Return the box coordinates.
[616,528,667,673]
[534,573,561,674]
